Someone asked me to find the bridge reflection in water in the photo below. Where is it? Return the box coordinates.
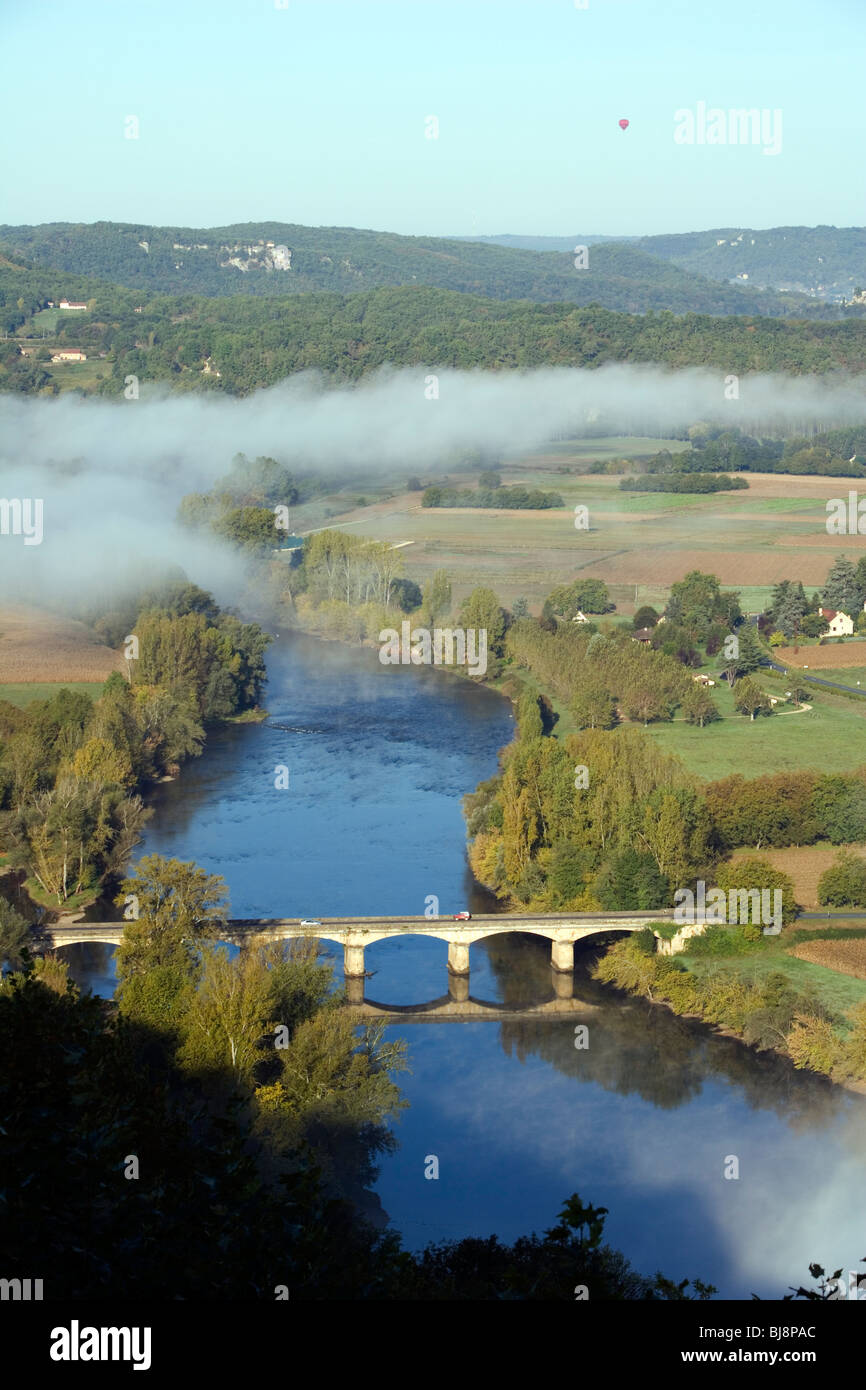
[345,972,597,1021]
[43,909,706,1022]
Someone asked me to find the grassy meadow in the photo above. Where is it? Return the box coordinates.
[645,670,866,778]
[310,446,866,613]
[0,681,107,709]
[682,934,866,1018]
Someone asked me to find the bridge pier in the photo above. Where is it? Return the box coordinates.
[447,940,470,975]
[448,971,470,1004]
[344,943,366,978]
[344,974,366,1006]
[551,966,574,999]
[550,938,574,973]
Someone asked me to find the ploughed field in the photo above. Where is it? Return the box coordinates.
[790,936,866,979]
[0,605,122,691]
[730,843,866,910]
[776,647,866,670]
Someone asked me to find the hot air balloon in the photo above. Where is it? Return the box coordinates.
[618,119,629,131]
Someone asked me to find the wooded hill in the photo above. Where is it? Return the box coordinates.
[1,220,858,320]
[634,226,866,302]
[465,226,866,304]
[5,260,866,398]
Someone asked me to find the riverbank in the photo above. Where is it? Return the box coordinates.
[55,625,866,1295]
[602,964,866,1099]
[592,932,866,1096]
[242,619,866,1099]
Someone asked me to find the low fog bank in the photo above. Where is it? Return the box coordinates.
[3,364,866,482]
[1,363,865,612]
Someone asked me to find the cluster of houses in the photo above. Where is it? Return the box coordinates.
[629,605,862,641]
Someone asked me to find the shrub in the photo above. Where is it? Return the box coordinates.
[633,927,657,957]
[839,1001,866,1080]
[817,851,866,908]
[654,961,701,1013]
[740,972,822,1052]
[686,924,765,957]
[715,858,798,926]
[785,1013,843,1075]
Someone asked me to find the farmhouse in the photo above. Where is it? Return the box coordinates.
[51,348,87,363]
[632,627,654,643]
[820,607,854,636]
[58,298,87,310]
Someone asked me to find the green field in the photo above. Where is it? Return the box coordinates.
[683,937,866,1018]
[644,673,866,779]
[28,308,60,332]
[505,646,866,779]
[605,493,717,515]
[27,306,89,333]
[46,361,106,390]
[734,585,784,613]
[0,682,105,709]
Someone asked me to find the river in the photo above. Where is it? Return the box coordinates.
[62,631,866,1298]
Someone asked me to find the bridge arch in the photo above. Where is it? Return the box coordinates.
[46,934,122,950]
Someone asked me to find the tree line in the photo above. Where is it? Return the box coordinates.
[421,483,564,509]
[638,425,866,480]
[620,472,749,493]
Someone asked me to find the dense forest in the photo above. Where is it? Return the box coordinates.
[1,220,851,317]
[6,264,866,399]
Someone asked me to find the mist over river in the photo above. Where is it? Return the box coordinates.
[63,632,866,1298]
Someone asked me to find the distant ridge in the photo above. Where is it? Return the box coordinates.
[458,226,866,303]
[0,219,856,318]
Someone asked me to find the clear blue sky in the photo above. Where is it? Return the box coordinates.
[3,0,863,236]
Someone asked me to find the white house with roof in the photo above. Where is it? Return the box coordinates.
[820,607,854,636]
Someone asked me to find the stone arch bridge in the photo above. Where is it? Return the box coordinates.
[40,910,705,1008]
